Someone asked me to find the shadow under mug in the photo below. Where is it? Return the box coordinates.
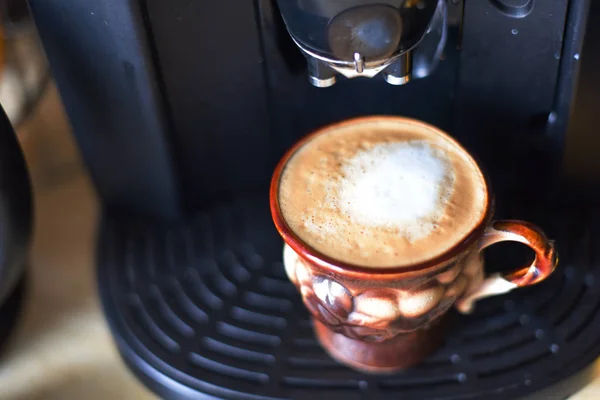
[270,116,558,373]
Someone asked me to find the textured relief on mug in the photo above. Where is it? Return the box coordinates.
[284,244,484,342]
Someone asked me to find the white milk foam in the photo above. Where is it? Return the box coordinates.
[334,141,454,242]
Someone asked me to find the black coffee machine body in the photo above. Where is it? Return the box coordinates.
[28,0,591,218]
[28,0,600,399]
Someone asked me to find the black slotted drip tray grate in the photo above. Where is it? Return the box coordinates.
[98,194,600,400]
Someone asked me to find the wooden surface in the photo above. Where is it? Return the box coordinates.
[0,84,598,399]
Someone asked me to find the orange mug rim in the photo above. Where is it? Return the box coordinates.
[269,115,493,279]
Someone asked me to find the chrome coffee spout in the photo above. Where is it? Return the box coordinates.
[276,0,448,87]
[384,52,412,85]
[306,57,337,88]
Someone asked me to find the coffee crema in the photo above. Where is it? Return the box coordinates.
[277,118,488,268]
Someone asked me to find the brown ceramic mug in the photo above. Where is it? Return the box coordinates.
[270,116,557,374]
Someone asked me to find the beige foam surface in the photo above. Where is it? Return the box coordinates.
[0,81,597,400]
[278,119,486,268]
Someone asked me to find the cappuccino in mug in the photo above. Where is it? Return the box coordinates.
[271,116,556,372]
[277,118,488,268]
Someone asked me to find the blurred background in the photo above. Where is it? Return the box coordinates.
[0,0,596,399]
[0,0,153,397]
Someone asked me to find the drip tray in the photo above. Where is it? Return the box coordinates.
[98,194,600,399]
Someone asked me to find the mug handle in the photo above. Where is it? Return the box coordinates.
[455,220,558,314]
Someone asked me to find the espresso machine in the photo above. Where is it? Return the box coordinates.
[22,0,600,398]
